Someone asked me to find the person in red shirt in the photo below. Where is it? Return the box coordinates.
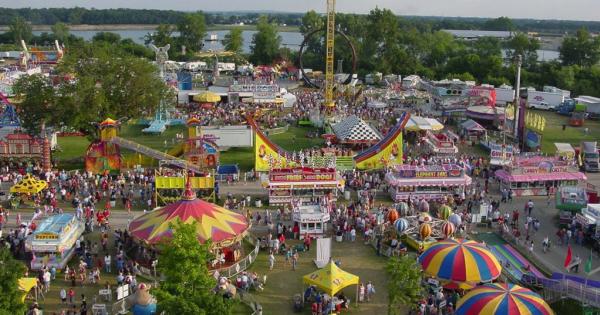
[512,210,519,226]
[304,233,312,251]
[292,223,300,240]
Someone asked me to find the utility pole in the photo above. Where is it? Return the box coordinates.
[513,54,522,144]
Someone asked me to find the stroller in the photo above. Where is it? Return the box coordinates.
[293,294,303,312]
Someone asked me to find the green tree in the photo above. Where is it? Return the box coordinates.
[222,27,243,54]
[483,16,515,31]
[177,12,207,53]
[153,24,175,47]
[505,33,540,68]
[56,43,168,136]
[51,22,70,43]
[560,28,600,67]
[386,255,423,315]
[152,221,232,315]
[92,32,122,43]
[0,247,27,315]
[12,74,58,135]
[8,16,33,44]
[250,16,281,65]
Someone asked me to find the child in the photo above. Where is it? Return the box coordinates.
[268,252,275,270]
[359,283,365,303]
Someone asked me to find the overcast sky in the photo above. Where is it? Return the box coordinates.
[3,0,600,21]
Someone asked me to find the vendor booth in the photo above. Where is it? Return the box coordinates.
[495,156,587,197]
[264,168,344,205]
[555,143,576,161]
[25,213,84,270]
[386,164,471,202]
[424,131,458,155]
[293,204,330,239]
[556,186,587,212]
[303,262,359,309]
[460,119,487,141]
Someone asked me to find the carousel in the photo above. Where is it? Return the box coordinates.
[128,179,251,269]
[381,201,464,251]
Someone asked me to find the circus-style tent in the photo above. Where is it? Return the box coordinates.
[303,262,359,296]
[128,184,250,248]
[332,115,381,144]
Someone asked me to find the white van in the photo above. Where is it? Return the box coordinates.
[527,102,556,111]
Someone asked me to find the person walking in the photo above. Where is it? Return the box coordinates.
[104,254,111,273]
[304,233,312,251]
[60,288,67,304]
[366,281,375,302]
[68,287,75,304]
[43,269,51,293]
[292,251,299,271]
[268,252,276,270]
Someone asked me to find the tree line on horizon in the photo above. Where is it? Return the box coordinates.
[3,7,600,33]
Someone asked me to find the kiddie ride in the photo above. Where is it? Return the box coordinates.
[84,117,218,204]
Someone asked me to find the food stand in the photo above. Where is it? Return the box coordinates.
[385,164,471,202]
[494,156,587,197]
[264,167,344,205]
[424,131,458,155]
[555,143,576,162]
[556,186,587,212]
[25,214,84,270]
[292,204,330,239]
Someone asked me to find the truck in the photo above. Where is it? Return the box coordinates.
[580,141,600,172]
[526,90,565,110]
[556,99,576,116]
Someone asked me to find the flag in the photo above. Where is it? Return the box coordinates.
[586,250,593,274]
[564,245,573,268]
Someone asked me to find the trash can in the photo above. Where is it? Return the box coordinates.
[255,200,262,208]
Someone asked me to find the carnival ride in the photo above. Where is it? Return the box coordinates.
[249,111,410,172]
[0,92,21,127]
[20,40,64,67]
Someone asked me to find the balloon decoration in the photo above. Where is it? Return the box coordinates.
[387,209,399,223]
[448,213,462,227]
[439,205,453,220]
[441,221,455,238]
[418,212,432,223]
[394,218,409,234]
[419,223,432,240]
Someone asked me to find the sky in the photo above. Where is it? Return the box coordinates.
[2,0,600,21]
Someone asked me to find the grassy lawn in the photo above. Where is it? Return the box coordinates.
[269,126,324,151]
[240,239,390,315]
[119,123,187,152]
[533,110,600,153]
[220,147,254,172]
[55,136,91,161]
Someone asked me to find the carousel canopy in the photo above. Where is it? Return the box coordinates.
[332,115,381,144]
[418,238,502,283]
[128,188,250,248]
[303,262,359,296]
[456,283,553,315]
[10,174,48,194]
[193,91,221,103]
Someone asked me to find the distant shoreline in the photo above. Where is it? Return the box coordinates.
[0,24,300,32]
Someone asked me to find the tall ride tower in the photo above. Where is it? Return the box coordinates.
[324,0,336,108]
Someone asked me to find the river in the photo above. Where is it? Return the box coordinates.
[32,29,304,54]
[30,29,558,61]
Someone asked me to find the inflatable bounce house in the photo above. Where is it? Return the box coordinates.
[85,118,122,174]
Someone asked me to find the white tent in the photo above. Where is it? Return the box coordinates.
[282,93,297,108]
[367,100,387,109]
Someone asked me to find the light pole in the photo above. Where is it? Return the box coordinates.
[513,54,522,145]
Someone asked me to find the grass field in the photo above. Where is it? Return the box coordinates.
[240,238,391,315]
[533,109,600,153]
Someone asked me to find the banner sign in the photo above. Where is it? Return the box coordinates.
[397,166,463,178]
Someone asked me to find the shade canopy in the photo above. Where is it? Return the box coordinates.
[405,116,444,131]
[418,238,502,283]
[461,119,486,132]
[303,262,359,295]
[128,193,250,248]
[193,91,221,103]
[456,283,553,315]
[10,174,48,194]
[18,278,37,302]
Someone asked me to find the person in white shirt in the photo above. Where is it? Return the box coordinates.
[43,270,51,292]
[104,254,111,273]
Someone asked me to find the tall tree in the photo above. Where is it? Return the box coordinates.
[12,74,57,135]
[505,32,540,68]
[55,42,168,136]
[483,16,515,31]
[8,16,33,44]
[386,255,423,315]
[222,27,243,54]
[151,24,175,48]
[152,221,232,315]
[0,247,27,315]
[250,16,281,65]
[560,28,600,67]
[177,12,207,53]
[51,22,70,43]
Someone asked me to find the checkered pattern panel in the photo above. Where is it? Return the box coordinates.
[332,115,381,142]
